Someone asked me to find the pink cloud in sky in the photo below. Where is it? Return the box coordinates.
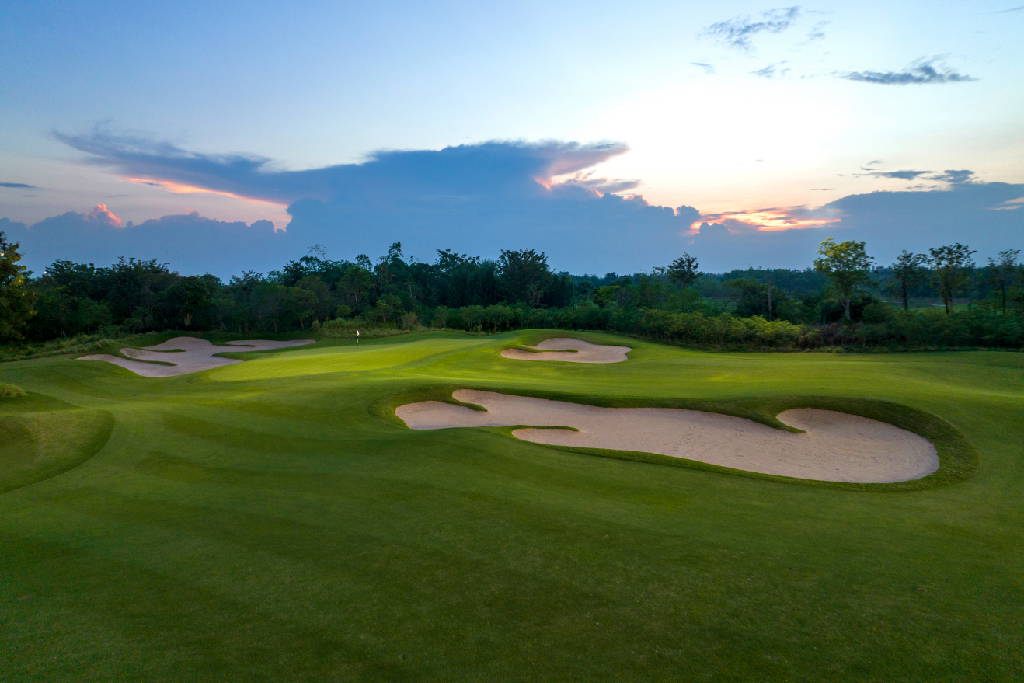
[88,202,124,227]
[989,196,1024,211]
[691,206,841,234]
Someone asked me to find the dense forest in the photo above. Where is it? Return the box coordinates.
[1,231,1022,351]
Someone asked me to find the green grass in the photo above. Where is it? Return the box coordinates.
[0,329,1021,679]
[0,382,27,398]
[0,391,113,494]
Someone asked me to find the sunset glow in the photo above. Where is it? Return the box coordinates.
[88,202,124,227]
[691,208,842,234]
[126,177,287,208]
[990,196,1024,211]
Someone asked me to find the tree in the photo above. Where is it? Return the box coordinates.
[296,275,333,322]
[178,276,216,328]
[890,250,928,311]
[0,233,36,340]
[666,253,700,288]
[928,243,975,314]
[813,238,873,321]
[497,249,551,306]
[335,263,375,313]
[725,278,787,320]
[987,249,1021,315]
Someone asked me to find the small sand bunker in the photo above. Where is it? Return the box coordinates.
[501,338,631,364]
[78,336,313,377]
[396,390,939,483]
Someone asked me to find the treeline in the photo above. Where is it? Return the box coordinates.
[423,304,1022,349]
[1,232,1022,350]
[18,244,573,340]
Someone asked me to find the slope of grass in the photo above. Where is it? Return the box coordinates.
[0,392,113,493]
[0,330,1021,679]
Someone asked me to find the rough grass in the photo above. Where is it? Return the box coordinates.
[0,329,1021,679]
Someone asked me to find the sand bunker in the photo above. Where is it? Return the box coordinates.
[396,390,939,483]
[78,336,313,377]
[501,338,631,363]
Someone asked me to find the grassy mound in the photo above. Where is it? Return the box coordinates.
[0,393,113,493]
[0,383,27,398]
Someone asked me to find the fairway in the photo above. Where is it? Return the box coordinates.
[1,331,1022,679]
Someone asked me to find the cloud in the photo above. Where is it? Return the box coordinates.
[703,6,801,50]
[32,133,699,275]
[553,174,641,195]
[88,202,124,227]
[22,132,1020,277]
[993,5,1024,13]
[691,62,715,74]
[0,181,37,189]
[56,128,630,207]
[751,62,790,78]
[839,58,977,85]
[4,210,283,276]
[927,169,974,184]
[805,20,828,41]
[8,181,1023,276]
[856,169,930,180]
[690,181,1024,270]
[990,196,1024,211]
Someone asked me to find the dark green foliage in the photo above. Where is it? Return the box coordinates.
[987,248,1022,315]
[814,238,873,321]
[497,248,553,305]
[890,250,928,311]
[666,252,700,287]
[929,242,976,314]
[724,277,792,320]
[7,238,1024,351]
[0,232,35,341]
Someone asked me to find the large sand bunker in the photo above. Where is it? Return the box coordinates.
[78,336,314,377]
[396,390,939,483]
[500,338,631,363]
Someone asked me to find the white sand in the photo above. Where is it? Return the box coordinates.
[396,390,939,483]
[78,336,313,377]
[500,338,631,363]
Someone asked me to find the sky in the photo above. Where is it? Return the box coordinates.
[0,0,1021,276]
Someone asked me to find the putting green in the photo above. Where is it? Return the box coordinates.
[0,330,1021,679]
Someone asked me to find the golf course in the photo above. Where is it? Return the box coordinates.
[1,330,1022,679]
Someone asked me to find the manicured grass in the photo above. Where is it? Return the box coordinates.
[1,330,1021,679]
